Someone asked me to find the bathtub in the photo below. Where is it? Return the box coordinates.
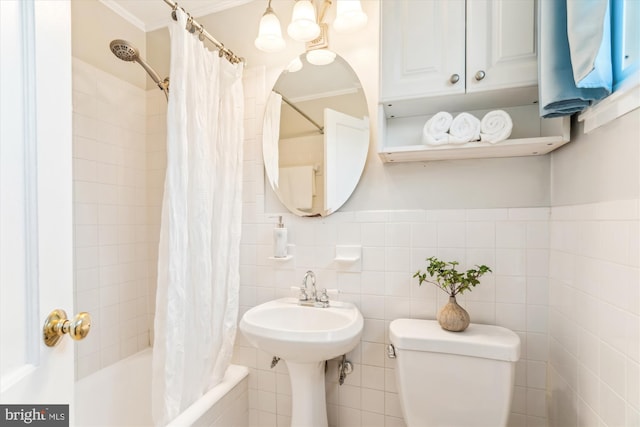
[75,348,249,426]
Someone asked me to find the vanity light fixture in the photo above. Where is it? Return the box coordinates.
[254,0,286,52]
[306,48,337,65]
[254,0,368,54]
[287,56,304,72]
[288,0,321,42]
[333,0,368,33]
[305,23,336,65]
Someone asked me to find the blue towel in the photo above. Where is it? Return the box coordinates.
[538,0,612,118]
[567,0,612,89]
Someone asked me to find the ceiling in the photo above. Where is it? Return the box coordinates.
[101,0,254,32]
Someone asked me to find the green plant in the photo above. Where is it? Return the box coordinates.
[413,256,491,297]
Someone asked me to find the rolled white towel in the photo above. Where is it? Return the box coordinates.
[449,112,481,143]
[480,110,513,143]
[422,111,453,146]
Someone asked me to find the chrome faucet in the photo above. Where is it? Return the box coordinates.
[298,270,330,308]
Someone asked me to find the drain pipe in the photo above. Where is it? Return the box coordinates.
[338,355,353,385]
[273,354,354,385]
[270,356,280,368]
[387,344,396,359]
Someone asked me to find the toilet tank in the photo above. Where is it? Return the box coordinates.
[389,319,520,427]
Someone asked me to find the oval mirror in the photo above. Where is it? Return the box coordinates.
[263,52,369,217]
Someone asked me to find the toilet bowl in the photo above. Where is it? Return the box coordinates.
[389,319,520,427]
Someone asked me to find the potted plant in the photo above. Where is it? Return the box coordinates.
[413,256,491,332]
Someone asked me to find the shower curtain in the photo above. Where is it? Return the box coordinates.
[151,8,244,426]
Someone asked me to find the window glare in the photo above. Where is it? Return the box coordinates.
[621,0,638,70]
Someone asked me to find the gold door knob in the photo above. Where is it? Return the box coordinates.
[43,309,92,347]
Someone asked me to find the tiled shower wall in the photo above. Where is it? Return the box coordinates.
[548,200,640,427]
[72,58,152,379]
[145,88,168,341]
[72,61,638,427]
[233,67,551,427]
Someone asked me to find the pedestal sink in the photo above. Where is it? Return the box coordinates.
[239,297,363,427]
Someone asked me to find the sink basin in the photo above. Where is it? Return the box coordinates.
[239,297,363,427]
[239,297,363,363]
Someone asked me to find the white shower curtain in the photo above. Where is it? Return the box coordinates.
[151,8,244,426]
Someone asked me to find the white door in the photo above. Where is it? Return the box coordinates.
[466,0,538,93]
[380,0,465,101]
[323,109,369,214]
[0,0,75,421]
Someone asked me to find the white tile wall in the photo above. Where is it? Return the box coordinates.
[72,58,152,379]
[196,375,250,427]
[548,200,640,427]
[233,67,552,427]
[75,61,638,427]
[145,88,168,344]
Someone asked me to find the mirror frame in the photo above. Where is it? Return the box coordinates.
[263,52,369,217]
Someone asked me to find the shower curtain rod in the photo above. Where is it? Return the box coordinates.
[162,0,244,65]
[275,91,324,134]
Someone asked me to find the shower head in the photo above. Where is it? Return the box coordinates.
[109,39,169,100]
[110,39,139,62]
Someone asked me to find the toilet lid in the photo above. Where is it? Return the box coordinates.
[389,319,520,362]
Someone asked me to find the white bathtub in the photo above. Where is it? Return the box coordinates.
[75,349,249,427]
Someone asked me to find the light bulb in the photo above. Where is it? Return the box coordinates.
[288,0,320,42]
[287,56,303,72]
[333,0,368,34]
[255,6,286,52]
[306,49,336,66]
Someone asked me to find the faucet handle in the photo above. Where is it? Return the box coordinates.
[298,286,309,301]
[318,288,330,304]
[324,288,341,299]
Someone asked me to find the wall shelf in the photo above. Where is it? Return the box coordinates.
[377,104,570,163]
[334,256,361,263]
[268,255,293,261]
[378,135,569,163]
[268,244,295,262]
[334,245,361,263]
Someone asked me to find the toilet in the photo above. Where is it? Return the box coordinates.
[389,319,520,427]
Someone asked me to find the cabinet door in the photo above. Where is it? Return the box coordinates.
[466,0,538,93]
[380,0,465,101]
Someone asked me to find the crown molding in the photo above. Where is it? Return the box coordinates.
[99,0,146,31]
[99,0,254,33]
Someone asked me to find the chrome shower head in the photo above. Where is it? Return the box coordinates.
[109,39,169,100]
[110,39,139,62]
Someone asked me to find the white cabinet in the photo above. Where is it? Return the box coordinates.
[465,0,538,94]
[380,0,466,100]
[380,0,538,108]
[378,0,570,163]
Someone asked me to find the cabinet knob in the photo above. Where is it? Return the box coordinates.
[475,70,486,81]
[449,73,460,84]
